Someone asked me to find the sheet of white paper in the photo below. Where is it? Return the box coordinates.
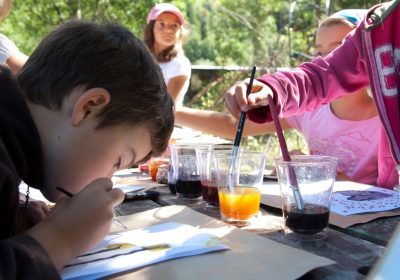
[60,222,228,280]
[18,181,51,204]
[112,174,146,193]
[113,169,137,176]
[330,181,400,216]
[113,184,144,194]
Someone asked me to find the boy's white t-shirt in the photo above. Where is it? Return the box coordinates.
[286,104,381,185]
[0,33,20,63]
[160,55,191,107]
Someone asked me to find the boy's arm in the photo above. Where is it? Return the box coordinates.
[27,178,124,269]
[175,107,291,140]
[0,235,60,279]
[0,164,59,278]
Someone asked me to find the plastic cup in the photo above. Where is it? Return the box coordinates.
[214,152,266,227]
[195,145,244,208]
[275,155,338,240]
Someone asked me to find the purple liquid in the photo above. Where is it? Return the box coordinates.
[201,183,219,206]
[168,183,176,194]
[176,177,201,199]
[284,203,330,234]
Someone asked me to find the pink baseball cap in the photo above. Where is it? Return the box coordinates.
[146,3,185,25]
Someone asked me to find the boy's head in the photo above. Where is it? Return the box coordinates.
[17,21,174,200]
[18,20,174,157]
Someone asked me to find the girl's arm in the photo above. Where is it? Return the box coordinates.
[167,75,188,102]
[175,107,292,140]
[6,52,28,74]
[224,23,369,124]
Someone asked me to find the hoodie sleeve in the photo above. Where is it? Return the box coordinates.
[0,64,60,279]
[0,235,60,279]
[247,19,370,124]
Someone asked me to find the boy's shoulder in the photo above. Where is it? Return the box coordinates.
[365,0,400,30]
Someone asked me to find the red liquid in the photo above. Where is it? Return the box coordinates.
[176,177,202,199]
[201,182,219,206]
[284,203,330,234]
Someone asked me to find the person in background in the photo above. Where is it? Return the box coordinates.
[144,3,191,107]
[176,10,380,186]
[0,0,28,74]
[0,20,174,278]
[224,1,400,190]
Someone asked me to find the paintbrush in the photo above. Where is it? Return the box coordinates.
[56,186,128,229]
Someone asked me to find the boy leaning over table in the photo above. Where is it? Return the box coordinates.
[0,21,174,278]
[225,0,400,190]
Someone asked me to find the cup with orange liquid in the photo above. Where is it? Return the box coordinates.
[148,157,169,181]
[214,152,266,227]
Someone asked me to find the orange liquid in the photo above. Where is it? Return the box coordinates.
[219,186,261,220]
[149,159,169,181]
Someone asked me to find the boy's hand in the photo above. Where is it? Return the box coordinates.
[224,79,273,118]
[16,199,50,233]
[27,178,124,269]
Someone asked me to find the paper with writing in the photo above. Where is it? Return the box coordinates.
[260,181,400,228]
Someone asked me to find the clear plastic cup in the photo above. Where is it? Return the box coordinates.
[275,155,338,240]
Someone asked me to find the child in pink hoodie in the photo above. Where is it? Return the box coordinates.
[225,1,400,189]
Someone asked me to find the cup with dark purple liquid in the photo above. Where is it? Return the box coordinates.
[275,155,338,240]
[174,154,202,200]
[169,144,211,199]
[195,145,244,208]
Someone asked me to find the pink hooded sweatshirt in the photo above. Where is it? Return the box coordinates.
[248,0,400,189]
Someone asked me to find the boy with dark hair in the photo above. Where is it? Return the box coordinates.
[0,20,174,278]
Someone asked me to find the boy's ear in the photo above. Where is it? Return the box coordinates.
[71,88,111,126]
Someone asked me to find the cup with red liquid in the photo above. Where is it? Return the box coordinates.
[275,155,338,240]
[195,145,244,208]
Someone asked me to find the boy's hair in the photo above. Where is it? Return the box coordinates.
[17,20,174,157]
[144,20,186,63]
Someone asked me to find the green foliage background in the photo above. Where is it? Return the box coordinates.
[0,0,382,163]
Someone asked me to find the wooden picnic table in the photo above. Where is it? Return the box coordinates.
[115,170,399,279]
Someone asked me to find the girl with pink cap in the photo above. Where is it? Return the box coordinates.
[144,3,191,107]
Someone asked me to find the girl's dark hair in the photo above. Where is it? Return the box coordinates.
[17,20,174,156]
[144,20,184,63]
